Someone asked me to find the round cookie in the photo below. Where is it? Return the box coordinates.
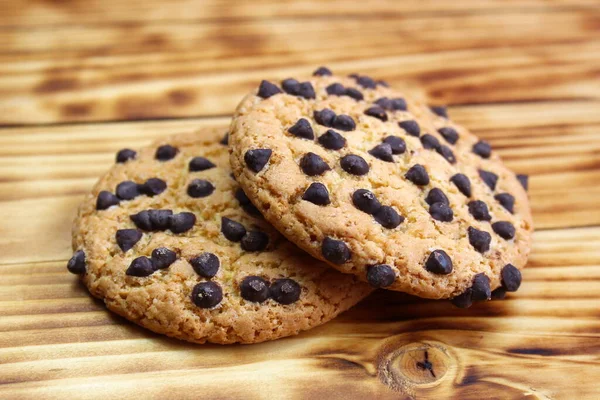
[228,67,533,305]
[68,128,372,344]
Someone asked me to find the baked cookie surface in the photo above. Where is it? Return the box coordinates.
[69,128,372,344]
[229,68,533,303]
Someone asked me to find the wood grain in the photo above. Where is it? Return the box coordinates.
[0,227,598,399]
[0,116,599,398]
[1,0,598,26]
[1,9,599,124]
[1,0,599,398]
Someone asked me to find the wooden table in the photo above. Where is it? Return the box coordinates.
[1,1,599,398]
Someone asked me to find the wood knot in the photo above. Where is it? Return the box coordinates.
[378,341,455,393]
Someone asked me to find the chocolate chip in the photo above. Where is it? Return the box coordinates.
[425,250,453,275]
[187,179,215,198]
[340,154,369,175]
[468,200,492,221]
[221,217,247,242]
[300,152,330,176]
[398,120,420,137]
[375,97,406,111]
[377,80,389,87]
[145,209,174,231]
[491,286,506,300]
[369,143,394,162]
[357,76,376,89]
[241,231,269,252]
[240,276,270,303]
[128,210,162,232]
[314,109,336,127]
[344,87,364,101]
[501,264,522,291]
[126,257,155,277]
[516,174,529,191]
[155,145,179,161]
[297,82,316,99]
[471,273,491,301]
[348,73,359,79]
[313,66,332,76]
[430,105,448,118]
[436,145,456,164]
[127,211,155,231]
[391,98,407,111]
[451,288,473,308]
[288,118,314,140]
[257,80,281,99]
[468,226,491,253]
[270,279,301,305]
[473,140,492,158]
[130,210,152,230]
[189,157,216,172]
[366,264,396,288]
[375,98,392,109]
[322,237,351,264]
[450,173,472,197]
[235,188,261,216]
[374,206,404,229]
[326,83,346,96]
[438,127,459,145]
[332,114,356,131]
[281,78,300,95]
[220,133,229,146]
[495,193,515,213]
[405,164,429,186]
[382,136,406,155]
[67,250,86,274]
[190,252,220,278]
[420,134,440,150]
[425,188,449,206]
[139,178,167,197]
[235,188,251,206]
[151,247,177,270]
[492,221,516,240]
[364,106,388,121]
[116,149,137,163]
[479,169,498,190]
[191,282,223,308]
[116,181,140,200]
[318,129,346,150]
[170,212,196,234]
[352,189,381,214]
[244,149,272,173]
[429,202,453,222]
[302,183,331,205]
[96,191,120,210]
[116,229,143,252]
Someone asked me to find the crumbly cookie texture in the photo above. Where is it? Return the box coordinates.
[229,67,533,304]
[69,129,372,344]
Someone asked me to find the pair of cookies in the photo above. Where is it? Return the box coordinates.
[68,67,532,344]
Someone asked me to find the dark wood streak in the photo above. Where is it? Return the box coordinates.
[507,347,560,357]
[34,78,79,93]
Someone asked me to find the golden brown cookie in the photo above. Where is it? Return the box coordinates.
[68,128,372,344]
[228,67,533,306]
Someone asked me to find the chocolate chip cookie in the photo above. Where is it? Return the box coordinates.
[229,67,533,305]
[68,128,372,344]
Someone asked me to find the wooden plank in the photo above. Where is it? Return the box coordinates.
[2,10,598,56]
[0,99,598,233]
[0,227,598,398]
[0,14,599,124]
[1,0,598,27]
